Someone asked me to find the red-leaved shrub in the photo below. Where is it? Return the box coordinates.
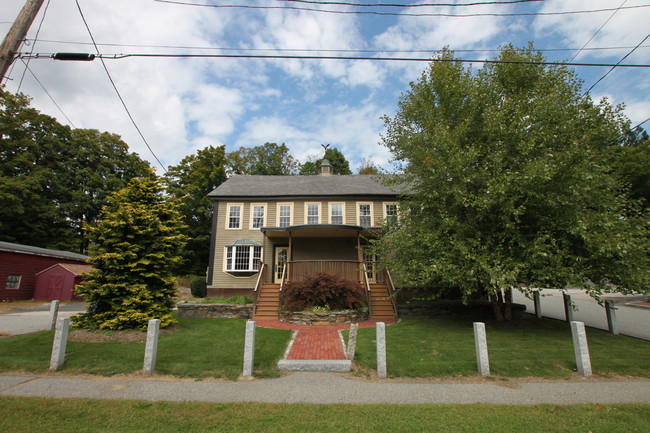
[282,272,366,312]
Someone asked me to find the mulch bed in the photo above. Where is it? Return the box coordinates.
[69,325,179,343]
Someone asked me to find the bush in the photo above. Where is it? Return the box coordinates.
[282,272,366,312]
[190,276,207,298]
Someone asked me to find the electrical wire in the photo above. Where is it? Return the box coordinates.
[19,58,76,128]
[75,0,167,174]
[273,0,542,7]
[585,32,650,94]
[17,0,52,93]
[153,0,650,18]
[569,0,627,63]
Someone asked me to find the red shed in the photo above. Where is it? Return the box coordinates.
[34,263,93,302]
[0,241,88,301]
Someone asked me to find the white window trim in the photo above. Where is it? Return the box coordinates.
[5,274,21,289]
[383,202,399,225]
[249,203,267,230]
[225,203,244,230]
[357,201,374,227]
[304,202,321,225]
[276,202,294,228]
[224,245,263,272]
[329,202,346,225]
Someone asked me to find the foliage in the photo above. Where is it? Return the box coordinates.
[358,156,380,175]
[607,125,650,209]
[299,146,353,175]
[190,276,208,298]
[73,174,188,330]
[282,272,365,312]
[198,296,252,304]
[376,45,650,320]
[0,89,150,253]
[226,142,298,175]
[165,145,227,274]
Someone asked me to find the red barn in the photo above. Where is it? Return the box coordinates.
[34,263,93,302]
[0,241,88,301]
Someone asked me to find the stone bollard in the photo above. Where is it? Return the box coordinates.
[49,317,70,370]
[563,293,574,323]
[376,322,387,379]
[605,301,618,335]
[49,300,60,330]
[570,321,592,376]
[347,323,358,360]
[242,320,256,377]
[473,322,490,376]
[143,319,161,374]
[533,291,542,319]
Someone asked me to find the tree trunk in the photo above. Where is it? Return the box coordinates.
[490,289,513,322]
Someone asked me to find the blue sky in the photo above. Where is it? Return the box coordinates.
[2,0,649,173]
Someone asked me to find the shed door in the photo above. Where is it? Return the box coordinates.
[47,275,65,300]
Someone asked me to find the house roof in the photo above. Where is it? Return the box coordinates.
[36,263,93,276]
[208,174,406,199]
[0,241,88,262]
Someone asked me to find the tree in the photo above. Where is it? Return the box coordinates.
[74,173,188,330]
[226,142,298,175]
[299,147,352,175]
[165,145,228,274]
[376,46,649,321]
[358,156,380,175]
[608,126,650,209]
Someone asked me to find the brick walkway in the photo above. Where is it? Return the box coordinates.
[255,319,397,360]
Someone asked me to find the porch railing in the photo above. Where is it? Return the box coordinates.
[252,262,266,317]
[362,262,372,318]
[383,268,397,316]
[288,260,365,283]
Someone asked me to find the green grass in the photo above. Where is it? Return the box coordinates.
[350,315,650,379]
[0,397,649,432]
[198,296,253,305]
[0,318,291,380]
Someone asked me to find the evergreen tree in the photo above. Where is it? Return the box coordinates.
[74,173,188,330]
[299,147,352,175]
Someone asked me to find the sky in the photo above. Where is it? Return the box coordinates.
[2,0,649,174]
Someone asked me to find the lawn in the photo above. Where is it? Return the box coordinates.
[350,314,650,379]
[0,318,291,379]
[0,397,649,433]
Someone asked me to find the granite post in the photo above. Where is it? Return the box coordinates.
[473,322,490,376]
[570,321,592,376]
[242,320,256,377]
[347,323,358,360]
[143,319,160,374]
[376,322,387,379]
[533,291,542,319]
[605,301,618,335]
[563,293,574,322]
[48,300,60,330]
[49,317,70,370]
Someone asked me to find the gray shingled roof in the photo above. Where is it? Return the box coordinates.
[209,175,406,199]
[0,241,88,261]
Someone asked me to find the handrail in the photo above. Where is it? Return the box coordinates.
[384,268,397,319]
[362,262,372,318]
[252,262,265,317]
[278,263,287,319]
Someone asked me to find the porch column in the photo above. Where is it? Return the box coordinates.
[288,232,293,280]
[357,231,362,282]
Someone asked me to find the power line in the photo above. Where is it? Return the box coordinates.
[17,0,52,93]
[24,38,650,55]
[585,32,650,94]
[274,0,542,7]
[569,0,627,63]
[153,0,650,18]
[26,51,650,68]
[75,0,167,174]
[19,58,76,128]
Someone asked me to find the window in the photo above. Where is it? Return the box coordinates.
[225,245,263,272]
[384,202,398,225]
[358,202,373,227]
[226,204,242,229]
[277,203,292,227]
[5,274,21,289]
[329,203,344,224]
[305,203,320,224]
[250,204,266,229]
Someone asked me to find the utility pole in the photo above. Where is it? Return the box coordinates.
[0,0,46,82]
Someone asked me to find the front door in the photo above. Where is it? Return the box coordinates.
[362,248,377,283]
[274,247,289,284]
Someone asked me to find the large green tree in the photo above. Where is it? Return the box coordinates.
[165,145,228,274]
[0,89,150,253]
[299,147,352,175]
[226,142,298,175]
[376,46,649,320]
[74,173,188,330]
[607,125,650,209]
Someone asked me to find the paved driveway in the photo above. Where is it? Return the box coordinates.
[0,303,87,336]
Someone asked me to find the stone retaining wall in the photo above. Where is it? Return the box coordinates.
[281,310,368,325]
[177,303,252,319]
